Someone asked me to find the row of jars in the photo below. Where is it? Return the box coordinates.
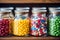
[0,7,60,37]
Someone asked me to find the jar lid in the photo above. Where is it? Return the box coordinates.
[32,8,47,14]
[16,7,30,10]
[15,9,29,13]
[49,7,60,10]
[0,7,13,12]
[32,7,47,13]
[0,10,12,12]
[49,8,60,14]
[0,7,13,10]
[32,7,46,10]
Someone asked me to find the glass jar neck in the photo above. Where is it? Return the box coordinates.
[0,12,12,19]
[15,12,29,19]
[0,13,2,19]
[32,13,38,16]
[50,12,60,17]
[32,12,46,17]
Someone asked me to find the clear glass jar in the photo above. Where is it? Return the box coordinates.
[14,7,30,36]
[0,7,14,36]
[31,7,47,36]
[49,8,60,36]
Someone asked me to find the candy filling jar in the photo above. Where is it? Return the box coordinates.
[31,7,47,36]
[14,7,30,36]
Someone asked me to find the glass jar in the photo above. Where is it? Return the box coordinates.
[31,7,47,36]
[14,7,30,36]
[0,7,14,36]
[49,8,60,36]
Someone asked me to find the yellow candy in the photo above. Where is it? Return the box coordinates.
[13,19,29,36]
[9,19,14,34]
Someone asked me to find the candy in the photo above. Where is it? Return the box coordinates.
[31,13,47,36]
[0,19,9,36]
[49,16,60,36]
[9,19,14,34]
[31,30,39,36]
[13,19,29,36]
[0,18,13,36]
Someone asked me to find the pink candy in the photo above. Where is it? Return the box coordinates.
[0,19,9,36]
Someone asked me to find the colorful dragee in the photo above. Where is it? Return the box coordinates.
[31,13,47,36]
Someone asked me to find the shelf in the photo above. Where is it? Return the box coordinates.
[0,37,60,40]
[0,0,46,3]
[0,0,60,3]
[46,0,60,3]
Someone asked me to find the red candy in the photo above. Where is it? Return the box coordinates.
[0,19,9,36]
[39,29,43,35]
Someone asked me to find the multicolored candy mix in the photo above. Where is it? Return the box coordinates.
[31,13,47,36]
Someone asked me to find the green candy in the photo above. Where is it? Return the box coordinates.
[49,16,60,36]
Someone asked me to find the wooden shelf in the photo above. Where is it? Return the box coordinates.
[0,0,46,3]
[0,37,60,40]
[0,0,60,3]
[46,0,60,3]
